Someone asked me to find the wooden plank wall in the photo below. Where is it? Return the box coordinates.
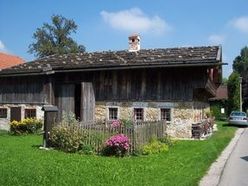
[52,67,208,102]
[92,67,207,101]
[0,76,46,104]
[0,67,208,107]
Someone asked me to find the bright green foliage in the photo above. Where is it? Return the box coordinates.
[233,46,248,76]
[158,135,175,147]
[120,119,133,128]
[210,101,228,120]
[10,118,43,135]
[222,77,228,85]
[227,72,240,114]
[0,121,236,186]
[142,138,169,155]
[28,15,85,58]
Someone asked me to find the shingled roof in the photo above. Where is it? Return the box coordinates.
[0,46,222,76]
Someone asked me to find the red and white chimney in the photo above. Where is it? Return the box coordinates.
[128,34,140,52]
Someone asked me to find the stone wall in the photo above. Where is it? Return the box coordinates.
[0,104,44,131]
[95,101,210,138]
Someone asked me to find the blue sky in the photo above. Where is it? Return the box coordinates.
[0,0,248,77]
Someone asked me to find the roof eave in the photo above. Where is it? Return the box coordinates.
[0,61,224,77]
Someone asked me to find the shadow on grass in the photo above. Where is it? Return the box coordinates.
[222,124,248,128]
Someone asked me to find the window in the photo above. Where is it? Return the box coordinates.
[0,108,7,118]
[108,107,118,120]
[134,108,144,121]
[25,109,36,118]
[161,108,171,122]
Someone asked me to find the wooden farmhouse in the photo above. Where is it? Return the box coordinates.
[0,36,223,138]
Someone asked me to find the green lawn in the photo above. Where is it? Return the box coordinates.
[0,121,236,186]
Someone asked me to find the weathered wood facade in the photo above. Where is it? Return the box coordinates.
[0,67,216,120]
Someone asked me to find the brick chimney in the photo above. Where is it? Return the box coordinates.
[128,34,140,52]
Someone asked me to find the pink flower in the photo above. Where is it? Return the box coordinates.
[111,120,121,128]
[105,134,129,150]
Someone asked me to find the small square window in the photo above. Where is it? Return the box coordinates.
[161,108,171,122]
[25,109,36,118]
[0,108,7,118]
[109,108,118,120]
[134,108,144,121]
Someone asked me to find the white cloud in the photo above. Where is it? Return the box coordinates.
[0,40,6,51]
[208,34,225,44]
[231,16,248,33]
[100,8,171,35]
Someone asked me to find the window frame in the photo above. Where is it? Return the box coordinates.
[107,106,119,121]
[24,108,37,119]
[160,108,171,123]
[134,108,144,122]
[0,108,7,118]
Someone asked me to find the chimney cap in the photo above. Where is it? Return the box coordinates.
[128,33,141,52]
[128,33,140,39]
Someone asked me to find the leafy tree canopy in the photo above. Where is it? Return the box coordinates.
[233,46,248,76]
[227,72,240,114]
[28,15,85,58]
[222,77,228,85]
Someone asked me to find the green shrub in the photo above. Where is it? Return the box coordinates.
[49,124,106,153]
[79,144,94,155]
[120,119,133,128]
[61,112,79,125]
[142,139,169,155]
[49,125,86,153]
[158,135,175,147]
[10,118,43,135]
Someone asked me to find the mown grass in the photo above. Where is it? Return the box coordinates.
[0,121,236,186]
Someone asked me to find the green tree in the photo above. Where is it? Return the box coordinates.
[227,72,240,114]
[233,46,248,76]
[222,77,228,85]
[28,15,85,58]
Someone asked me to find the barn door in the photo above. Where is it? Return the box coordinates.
[10,107,21,122]
[56,84,75,120]
[81,82,95,122]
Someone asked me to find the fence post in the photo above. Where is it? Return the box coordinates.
[42,105,58,148]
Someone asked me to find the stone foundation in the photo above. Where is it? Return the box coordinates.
[95,101,210,138]
[0,101,210,138]
[0,104,44,131]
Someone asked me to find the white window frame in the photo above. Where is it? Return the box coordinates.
[160,108,172,124]
[107,106,119,121]
[133,107,145,122]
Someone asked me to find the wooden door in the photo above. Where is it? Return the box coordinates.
[81,82,95,122]
[10,107,21,122]
[55,84,75,120]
